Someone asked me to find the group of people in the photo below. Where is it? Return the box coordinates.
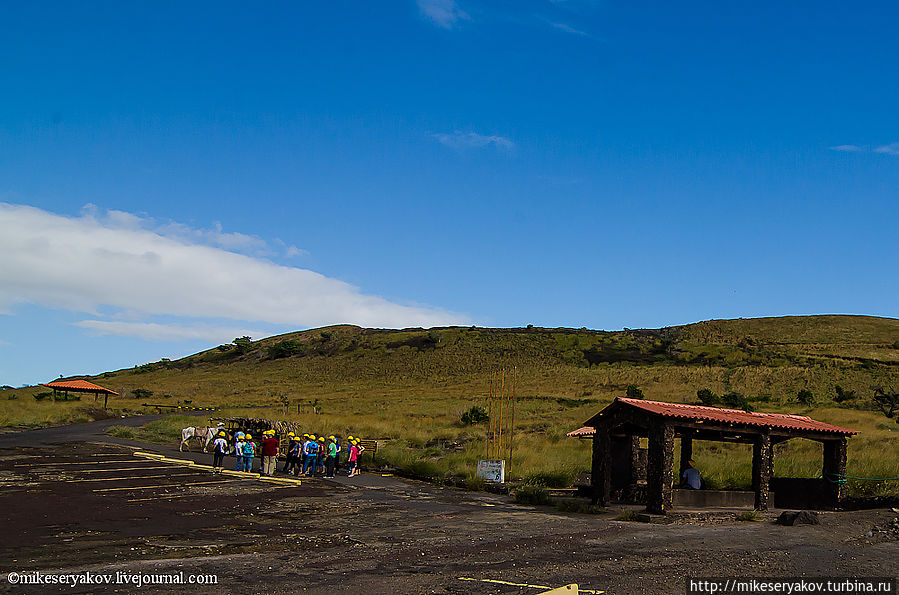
[209,428,365,478]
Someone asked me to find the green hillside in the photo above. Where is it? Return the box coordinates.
[81,314,899,407]
[4,315,898,496]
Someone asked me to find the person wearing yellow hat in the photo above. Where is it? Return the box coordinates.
[211,431,229,474]
[347,438,361,477]
[301,433,320,477]
[260,430,280,476]
[324,435,339,477]
[240,434,256,472]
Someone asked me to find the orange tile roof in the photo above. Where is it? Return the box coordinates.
[42,380,119,395]
[600,397,856,436]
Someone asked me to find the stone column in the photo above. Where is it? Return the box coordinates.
[646,423,674,514]
[822,438,848,508]
[591,426,611,506]
[751,432,772,511]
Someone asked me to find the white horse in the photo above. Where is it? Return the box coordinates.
[179,426,219,452]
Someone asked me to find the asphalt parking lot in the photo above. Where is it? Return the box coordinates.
[1,418,897,594]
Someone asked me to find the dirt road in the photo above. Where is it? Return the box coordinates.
[1,417,897,594]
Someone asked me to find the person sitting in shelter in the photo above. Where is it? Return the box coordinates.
[680,459,702,490]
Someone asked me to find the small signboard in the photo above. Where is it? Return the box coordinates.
[477,459,505,483]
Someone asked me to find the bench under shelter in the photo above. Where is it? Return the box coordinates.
[569,397,857,514]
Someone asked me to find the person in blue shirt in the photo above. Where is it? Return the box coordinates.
[680,459,702,489]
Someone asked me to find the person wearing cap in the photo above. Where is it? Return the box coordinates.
[316,437,326,476]
[680,459,702,489]
[260,430,280,476]
[285,434,302,475]
[234,431,246,471]
[325,435,338,478]
[241,434,256,472]
[302,434,320,477]
[211,431,229,475]
[347,439,363,477]
[281,432,297,474]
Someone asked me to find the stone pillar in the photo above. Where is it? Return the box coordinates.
[629,435,643,485]
[822,438,848,508]
[751,433,773,511]
[646,423,674,514]
[679,434,693,478]
[591,427,611,506]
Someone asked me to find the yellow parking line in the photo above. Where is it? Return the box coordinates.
[126,494,203,502]
[64,473,200,483]
[75,466,176,473]
[19,460,150,466]
[258,476,303,486]
[93,479,236,492]
[458,578,603,594]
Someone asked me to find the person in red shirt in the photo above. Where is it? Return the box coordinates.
[260,430,280,476]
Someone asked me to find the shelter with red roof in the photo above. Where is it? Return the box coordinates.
[570,397,856,514]
[41,379,118,408]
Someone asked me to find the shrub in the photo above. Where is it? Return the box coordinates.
[267,339,305,359]
[32,392,53,401]
[834,385,855,403]
[721,391,753,411]
[616,509,639,521]
[131,388,153,400]
[737,509,762,522]
[513,484,550,505]
[232,336,253,354]
[796,389,815,406]
[522,469,575,488]
[697,388,719,406]
[460,405,488,426]
[626,385,644,399]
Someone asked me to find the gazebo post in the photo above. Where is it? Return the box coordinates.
[646,423,674,514]
[590,424,611,506]
[751,432,772,511]
[822,438,848,508]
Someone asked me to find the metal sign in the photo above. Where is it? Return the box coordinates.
[477,459,505,483]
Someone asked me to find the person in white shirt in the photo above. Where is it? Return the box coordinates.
[211,432,230,475]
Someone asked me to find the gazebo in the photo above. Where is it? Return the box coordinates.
[570,397,857,514]
[41,379,119,408]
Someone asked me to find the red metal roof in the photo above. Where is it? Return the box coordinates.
[566,426,596,438]
[605,397,856,436]
[42,380,119,395]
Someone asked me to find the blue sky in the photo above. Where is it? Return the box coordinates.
[1,1,897,386]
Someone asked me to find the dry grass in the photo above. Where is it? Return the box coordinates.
[3,316,898,496]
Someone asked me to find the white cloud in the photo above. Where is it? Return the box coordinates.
[830,142,899,156]
[550,22,588,36]
[284,245,308,258]
[417,0,469,29]
[74,320,267,343]
[874,143,899,156]
[0,203,469,337]
[432,131,515,151]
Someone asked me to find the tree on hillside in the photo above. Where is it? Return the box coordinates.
[626,385,644,399]
[233,336,253,355]
[872,387,899,421]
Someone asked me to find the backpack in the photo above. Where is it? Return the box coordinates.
[242,441,255,456]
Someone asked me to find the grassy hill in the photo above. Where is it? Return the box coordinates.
[4,315,898,496]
